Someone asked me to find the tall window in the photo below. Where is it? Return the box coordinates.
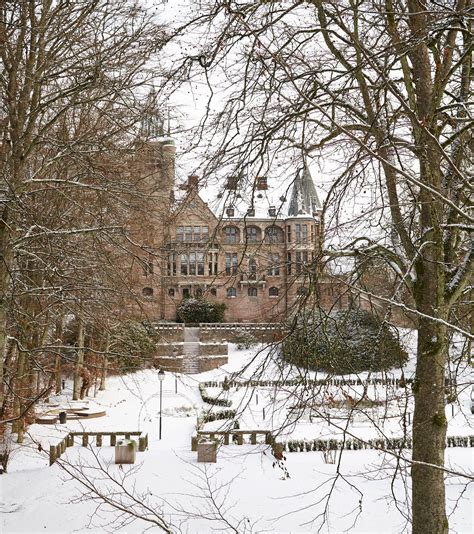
[267,253,280,276]
[295,224,308,243]
[208,252,218,276]
[224,226,240,244]
[180,253,188,275]
[248,257,257,280]
[245,226,260,243]
[187,252,205,275]
[225,253,238,275]
[265,226,284,243]
[248,287,257,297]
[227,287,237,297]
[287,252,292,275]
[287,225,291,243]
[296,251,309,274]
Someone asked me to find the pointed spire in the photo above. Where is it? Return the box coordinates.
[140,88,164,139]
[287,163,321,216]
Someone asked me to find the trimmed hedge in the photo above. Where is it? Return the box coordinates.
[282,310,408,374]
[198,409,237,425]
[281,435,474,453]
[202,378,456,388]
[199,384,232,407]
[177,298,226,323]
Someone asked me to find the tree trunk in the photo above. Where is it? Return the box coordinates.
[99,332,110,391]
[73,319,85,401]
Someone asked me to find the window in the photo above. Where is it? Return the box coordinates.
[142,287,153,297]
[167,253,176,276]
[296,251,309,274]
[180,253,188,275]
[183,288,190,298]
[227,287,237,297]
[297,286,308,296]
[168,288,175,297]
[246,208,255,217]
[195,288,203,297]
[265,226,284,244]
[248,257,257,280]
[287,225,291,242]
[143,254,154,277]
[248,287,257,297]
[225,253,238,275]
[181,252,205,276]
[176,226,208,242]
[287,252,292,275]
[245,226,260,243]
[267,253,280,276]
[210,287,217,296]
[224,226,240,244]
[295,224,308,243]
[208,252,218,276]
[269,287,279,297]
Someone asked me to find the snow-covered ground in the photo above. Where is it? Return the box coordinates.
[1,340,472,533]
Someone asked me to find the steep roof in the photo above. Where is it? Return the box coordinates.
[287,164,321,217]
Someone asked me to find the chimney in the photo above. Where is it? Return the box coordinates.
[187,174,199,190]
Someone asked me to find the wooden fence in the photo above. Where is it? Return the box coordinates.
[192,430,274,450]
[49,431,148,466]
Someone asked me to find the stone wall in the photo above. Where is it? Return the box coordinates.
[153,355,183,373]
[199,343,228,356]
[199,356,228,373]
[152,324,185,343]
[154,343,185,356]
[199,323,286,343]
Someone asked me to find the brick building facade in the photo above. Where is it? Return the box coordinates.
[128,112,345,323]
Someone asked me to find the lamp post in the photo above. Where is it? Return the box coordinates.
[158,369,165,440]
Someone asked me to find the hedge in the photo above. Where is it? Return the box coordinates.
[199,384,232,407]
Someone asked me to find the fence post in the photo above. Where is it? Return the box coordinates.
[224,433,229,445]
[251,432,257,445]
[50,445,56,466]
[139,435,147,452]
[237,433,244,445]
[82,434,89,447]
[110,434,116,446]
[96,434,102,447]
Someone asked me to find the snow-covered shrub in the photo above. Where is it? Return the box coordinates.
[176,298,226,323]
[231,329,258,350]
[198,384,232,407]
[109,321,159,373]
[282,309,408,374]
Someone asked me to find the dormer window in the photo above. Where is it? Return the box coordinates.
[268,206,276,217]
[226,206,235,217]
[247,207,255,217]
[256,176,267,190]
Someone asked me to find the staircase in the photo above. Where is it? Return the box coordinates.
[182,327,200,374]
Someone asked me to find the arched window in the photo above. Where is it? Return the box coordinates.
[142,287,153,297]
[248,287,257,297]
[210,287,217,296]
[224,226,240,244]
[245,226,261,243]
[227,287,237,297]
[168,288,175,297]
[297,286,308,296]
[195,288,203,297]
[265,226,284,244]
[269,287,279,297]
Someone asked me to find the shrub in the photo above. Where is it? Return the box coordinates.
[177,298,226,323]
[110,321,159,373]
[282,309,408,374]
[231,329,258,350]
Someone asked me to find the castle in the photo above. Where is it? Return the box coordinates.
[126,108,345,323]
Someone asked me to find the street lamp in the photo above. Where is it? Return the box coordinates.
[158,369,165,440]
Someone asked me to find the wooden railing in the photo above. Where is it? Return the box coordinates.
[192,430,273,450]
[49,431,148,466]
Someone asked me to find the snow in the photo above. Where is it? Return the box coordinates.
[1,337,472,533]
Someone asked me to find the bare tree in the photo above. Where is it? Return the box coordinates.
[163,1,473,532]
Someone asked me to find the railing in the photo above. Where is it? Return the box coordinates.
[49,431,149,466]
[192,430,274,450]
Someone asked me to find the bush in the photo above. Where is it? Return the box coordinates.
[110,321,159,373]
[177,298,226,323]
[231,329,258,350]
[282,309,408,374]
